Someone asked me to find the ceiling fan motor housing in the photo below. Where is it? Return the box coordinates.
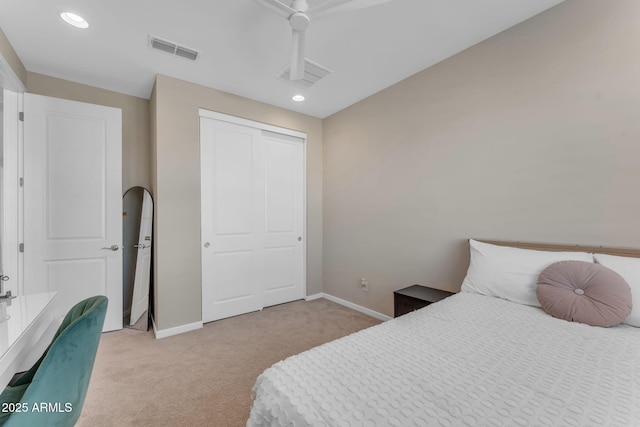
[289,12,310,30]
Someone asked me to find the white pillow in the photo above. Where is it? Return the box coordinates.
[460,239,594,307]
[593,253,640,327]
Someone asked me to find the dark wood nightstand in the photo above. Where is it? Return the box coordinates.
[394,285,455,317]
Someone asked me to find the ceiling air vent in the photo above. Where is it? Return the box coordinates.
[276,59,332,88]
[175,46,199,61]
[149,35,199,61]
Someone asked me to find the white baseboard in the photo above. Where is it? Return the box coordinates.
[152,316,203,339]
[307,293,391,322]
[150,293,387,339]
[304,293,323,301]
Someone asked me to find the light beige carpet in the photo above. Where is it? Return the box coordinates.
[77,298,381,427]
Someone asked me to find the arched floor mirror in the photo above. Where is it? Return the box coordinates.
[123,187,153,330]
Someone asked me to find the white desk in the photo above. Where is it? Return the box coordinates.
[0,292,58,389]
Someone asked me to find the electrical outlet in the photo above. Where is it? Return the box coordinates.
[360,278,369,292]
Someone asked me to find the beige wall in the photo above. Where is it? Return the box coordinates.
[153,74,323,331]
[323,0,640,316]
[27,72,151,193]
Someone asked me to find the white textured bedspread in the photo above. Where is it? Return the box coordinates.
[247,292,640,427]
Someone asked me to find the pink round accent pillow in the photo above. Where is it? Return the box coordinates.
[537,260,632,327]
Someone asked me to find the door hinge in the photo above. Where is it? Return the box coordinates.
[18,112,24,122]
[19,177,23,187]
[19,243,24,253]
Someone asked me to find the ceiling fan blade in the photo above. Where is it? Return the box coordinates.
[309,0,393,20]
[290,29,306,81]
[252,0,296,19]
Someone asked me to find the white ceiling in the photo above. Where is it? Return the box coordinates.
[0,0,564,118]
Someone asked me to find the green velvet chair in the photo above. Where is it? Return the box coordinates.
[0,296,108,427]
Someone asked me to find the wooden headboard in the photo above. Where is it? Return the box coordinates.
[480,240,640,259]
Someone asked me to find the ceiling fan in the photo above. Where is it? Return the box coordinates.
[253,0,393,81]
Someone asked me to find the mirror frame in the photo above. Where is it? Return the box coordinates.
[122,186,153,331]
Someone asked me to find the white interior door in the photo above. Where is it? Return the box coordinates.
[23,93,122,332]
[130,190,152,325]
[200,114,305,323]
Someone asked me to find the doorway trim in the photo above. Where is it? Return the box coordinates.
[0,52,26,296]
[198,108,308,319]
[198,110,307,141]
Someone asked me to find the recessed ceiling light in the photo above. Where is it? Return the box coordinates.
[292,94,305,102]
[60,12,89,29]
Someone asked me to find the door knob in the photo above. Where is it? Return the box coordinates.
[101,244,119,251]
[204,242,211,248]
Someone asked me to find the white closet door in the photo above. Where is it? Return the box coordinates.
[200,115,305,323]
[23,93,122,331]
[262,130,304,307]
[201,118,265,323]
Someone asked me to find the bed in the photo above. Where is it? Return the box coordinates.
[247,240,640,426]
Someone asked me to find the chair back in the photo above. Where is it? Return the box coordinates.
[5,296,108,427]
